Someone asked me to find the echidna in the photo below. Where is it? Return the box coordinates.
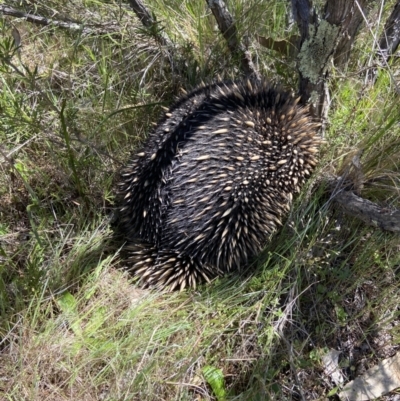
[118,79,321,291]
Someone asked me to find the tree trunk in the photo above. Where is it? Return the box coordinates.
[367,0,400,84]
[292,0,366,119]
[333,0,371,67]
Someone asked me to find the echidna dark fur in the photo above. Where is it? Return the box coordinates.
[117,79,321,291]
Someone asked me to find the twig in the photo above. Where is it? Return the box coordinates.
[205,0,260,79]
[0,135,37,162]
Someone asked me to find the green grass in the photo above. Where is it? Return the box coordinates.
[1,0,400,400]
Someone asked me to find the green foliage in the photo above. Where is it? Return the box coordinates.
[203,365,227,400]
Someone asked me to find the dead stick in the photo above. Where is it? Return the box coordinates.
[332,189,400,233]
[205,0,260,79]
[126,0,174,49]
[0,5,118,36]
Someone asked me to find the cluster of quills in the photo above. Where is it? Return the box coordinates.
[117,79,322,291]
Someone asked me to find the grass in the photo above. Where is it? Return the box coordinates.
[1,0,400,399]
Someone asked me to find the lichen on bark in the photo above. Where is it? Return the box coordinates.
[298,19,339,84]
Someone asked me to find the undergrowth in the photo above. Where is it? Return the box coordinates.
[0,0,400,400]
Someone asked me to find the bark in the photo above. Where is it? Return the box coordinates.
[291,0,316,39]
[126,0,173,48]
[258,1,370,67]
[127,0,185,75]
[128,0,190,75]
[292,0,362,119]
[323,153,400,233]
[292,0,333,118]
[332,0,370,66]
[378,0,400,62]
[0,5,118,36]
[127,0,154,28]
[205,0,260,79]
[332,190,400,233]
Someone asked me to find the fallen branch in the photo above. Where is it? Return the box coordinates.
[0,5,119,36]
[205,0,260,79]
[2,2,181,74]
[322,161,400,233]
[332,189,400,233]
